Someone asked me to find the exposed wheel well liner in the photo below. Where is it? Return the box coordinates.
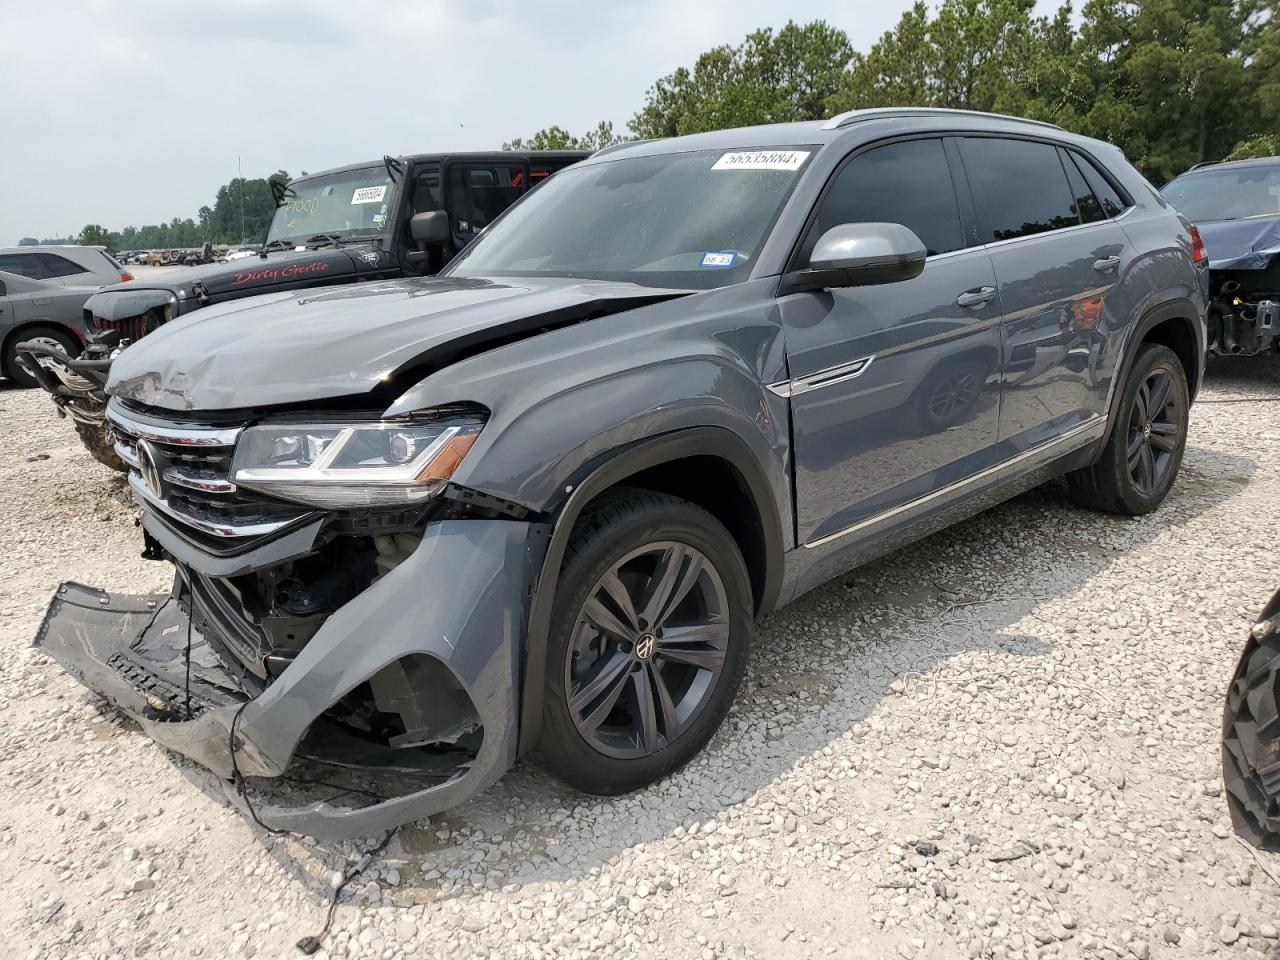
[516,427,786,756]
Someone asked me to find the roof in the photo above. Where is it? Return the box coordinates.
[290,151,591,184]
[582,109,1109,165]
[1175,155,1280,178]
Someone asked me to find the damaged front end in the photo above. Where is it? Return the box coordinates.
[35,398,548,839]
[1199,217,1280,357]
[1222,587,1280,851]
[18,288,177,471]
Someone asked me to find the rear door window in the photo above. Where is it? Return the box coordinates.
[799,137,965,261]
[961,137,1080,241]
[0,253,52,279]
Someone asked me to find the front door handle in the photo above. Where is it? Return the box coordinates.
[956,286,996,308]
[1093,255,1121,272]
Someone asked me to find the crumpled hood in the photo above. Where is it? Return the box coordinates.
[1195,215,1280,271]
[107,275,685,411]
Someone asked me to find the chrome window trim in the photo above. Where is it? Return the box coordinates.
[803,416,1106,549]
[107,405,241,447]
[978,204,1134,253]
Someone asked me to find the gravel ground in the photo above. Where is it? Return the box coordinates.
[2,358,1279,960]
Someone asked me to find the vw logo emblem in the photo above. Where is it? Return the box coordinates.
[135,438,163,497]
[1142,422,1152,440]
[635,634,656,660]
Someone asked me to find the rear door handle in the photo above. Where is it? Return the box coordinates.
[956,286,996,308]
[1093,256,1121,272]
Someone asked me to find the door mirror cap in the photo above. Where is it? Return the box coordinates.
[783,222,928,294]
[409,210,450,245]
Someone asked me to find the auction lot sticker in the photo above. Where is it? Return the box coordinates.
[352,185,388,204]
[712,150,810,171]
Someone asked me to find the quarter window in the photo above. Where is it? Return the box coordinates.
[962,138,1080,241]
[800,138,965,261]
[38,253,89,278]
[1059,148,1104,224]
[1073,153,1128,217]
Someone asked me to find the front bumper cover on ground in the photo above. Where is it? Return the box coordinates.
[34,519,545,840]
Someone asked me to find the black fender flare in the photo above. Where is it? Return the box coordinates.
[1100,297,1204,446]
[516,425,786,756]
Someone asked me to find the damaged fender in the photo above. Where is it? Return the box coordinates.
[35,519,547,839]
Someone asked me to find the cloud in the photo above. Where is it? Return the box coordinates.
[0,0,1043,243]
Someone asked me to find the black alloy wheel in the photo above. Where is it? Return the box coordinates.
[1066,343,1189,516]
[538,490,751,796]
[566,541,729,760]
[1125,367,1183,497]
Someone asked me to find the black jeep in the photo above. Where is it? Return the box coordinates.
[20,151,586,468]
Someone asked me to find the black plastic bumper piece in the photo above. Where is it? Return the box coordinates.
[34,519,546,839]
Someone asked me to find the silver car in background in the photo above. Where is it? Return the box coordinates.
[0,269,95,387]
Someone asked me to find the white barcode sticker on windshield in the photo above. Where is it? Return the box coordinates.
[351,185,387,204]
[712,150,810,171]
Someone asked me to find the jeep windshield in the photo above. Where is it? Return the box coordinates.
[1162,163,1280,222]
[445,147,815,289]
[264,166,397,246]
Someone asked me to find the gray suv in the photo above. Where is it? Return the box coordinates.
[38,109,1207,838]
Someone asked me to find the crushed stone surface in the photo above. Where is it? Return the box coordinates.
[1,357,1279,959]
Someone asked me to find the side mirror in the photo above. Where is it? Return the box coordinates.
[781,222,927,295]
[409,210,450,245]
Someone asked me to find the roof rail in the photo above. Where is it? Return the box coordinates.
[1187,160,1223,172]
[590,139,657,158]
[822,107,1064,132]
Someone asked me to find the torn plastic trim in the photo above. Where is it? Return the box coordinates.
[35,518,547,839]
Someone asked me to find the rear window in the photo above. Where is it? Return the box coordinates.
[1060,148,1105,224]
[962,138,1080,242]
[39,253,90,278]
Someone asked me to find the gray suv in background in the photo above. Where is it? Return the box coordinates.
[38,109,1207,838]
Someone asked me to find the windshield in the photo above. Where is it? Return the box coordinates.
[265,166,396,245]
[1162,163,1280,222]
[445,147,815,289]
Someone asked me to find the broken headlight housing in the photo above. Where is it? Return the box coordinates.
[231,411,484,509]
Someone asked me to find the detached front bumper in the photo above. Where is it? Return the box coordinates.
[35,519,544,839]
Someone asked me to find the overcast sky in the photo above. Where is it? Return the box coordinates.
[2,0,1053,246]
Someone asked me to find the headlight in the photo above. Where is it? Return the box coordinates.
[231,411,484,509]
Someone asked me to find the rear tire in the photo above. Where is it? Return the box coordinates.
[1067,343,1188,515]
[538,489,752,796]
[1222,595,1280,852]
[3,325,79,389]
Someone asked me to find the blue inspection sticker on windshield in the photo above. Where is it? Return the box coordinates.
[700,251,737,269]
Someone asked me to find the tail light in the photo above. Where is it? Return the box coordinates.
[1190,224,1206,265]
[120,272,134,282]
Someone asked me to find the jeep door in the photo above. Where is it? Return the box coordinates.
[957,136,1133,453]
[779,137,1005,546]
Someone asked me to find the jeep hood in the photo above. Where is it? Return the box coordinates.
[107,275,687,411]
[1195,214,1280,271]
[84,246,383,319]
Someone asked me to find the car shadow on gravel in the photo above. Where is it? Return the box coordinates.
[132,434,1260,917]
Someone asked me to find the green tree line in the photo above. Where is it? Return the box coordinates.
[506,0,1280,183]
[33,170,292,253]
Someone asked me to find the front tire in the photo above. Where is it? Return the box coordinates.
[73,418,126,471]
[3,325,79,389]
[538,490,752,796]
[1067,343,1189,515]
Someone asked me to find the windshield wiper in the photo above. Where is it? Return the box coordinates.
[260,239,294,253]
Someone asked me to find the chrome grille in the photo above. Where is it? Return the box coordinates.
[108,402,308,540]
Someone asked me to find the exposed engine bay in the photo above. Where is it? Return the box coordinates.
[1207,263,1280,357]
